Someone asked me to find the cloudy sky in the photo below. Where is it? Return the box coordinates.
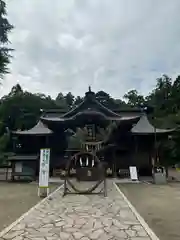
[2,0,180,99]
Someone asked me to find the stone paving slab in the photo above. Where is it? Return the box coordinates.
[0,181,154,240]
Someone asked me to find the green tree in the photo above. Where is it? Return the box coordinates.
[145,75,180,166]
[124,89,145,107]
[8,84,23,97]
[55,92,68,110]
[0,121,10,164]
[95,90,118,109]
[146,75,172,117]
[113,98,128,110]
[64,92,74,108]
[96,91,110,103]
[0,0,13,79]
[74,96,83,106]
[170,75,180,114]
[0,85,58,130]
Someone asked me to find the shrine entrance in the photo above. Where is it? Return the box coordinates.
[63,142,107,197]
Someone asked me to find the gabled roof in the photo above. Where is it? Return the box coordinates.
[13,121,53,136]
[131,115,175,134]
[61,97,122,119]
[41,89,140,122]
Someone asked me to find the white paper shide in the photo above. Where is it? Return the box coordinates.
[39,148,50,188]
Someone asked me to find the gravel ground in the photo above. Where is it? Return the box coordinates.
[117,182,180,240]
[0,182,59,231]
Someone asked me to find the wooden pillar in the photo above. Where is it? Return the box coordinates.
[113,148,117,177]
[134,135,138,166]
[11,161,15,181]
[154,127,157,163]
[45,135,49,148]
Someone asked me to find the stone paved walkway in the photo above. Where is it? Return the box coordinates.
[1,181,154,240]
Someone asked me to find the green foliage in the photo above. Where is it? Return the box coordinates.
[0,132,10,164]
[55,92,68,109]
[0,133,9,152]
[74,96,83,106]
[0,0,13,79]
[146,75,173,117]
[64,92,74,108]
[124,90,145,107]
[96,90,125,109]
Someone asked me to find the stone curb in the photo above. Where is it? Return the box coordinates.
[113,182,160,240]
[0,184,64,238]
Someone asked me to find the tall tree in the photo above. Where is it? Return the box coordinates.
[8,84,23,96]
[0,0,13,79]
[95,90,117,109]
[0,85,58,130]
[124,90,145,107]
[171,75,180,113]
[55,92,68,109]
[146,75,173,118]
[64,92,74,108]
[74,96,83,106]
[96,91,110,103]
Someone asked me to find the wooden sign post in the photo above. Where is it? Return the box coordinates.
[38,148,50,197]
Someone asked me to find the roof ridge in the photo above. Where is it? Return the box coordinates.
[131,114,175,134]
[12,120,53,135]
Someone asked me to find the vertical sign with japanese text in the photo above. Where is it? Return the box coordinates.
[129,166,138,181]
[39,148,50,188]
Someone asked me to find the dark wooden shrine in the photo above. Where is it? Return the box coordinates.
[11,88,175,178]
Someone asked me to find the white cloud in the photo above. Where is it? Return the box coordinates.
[2,0,180,99]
